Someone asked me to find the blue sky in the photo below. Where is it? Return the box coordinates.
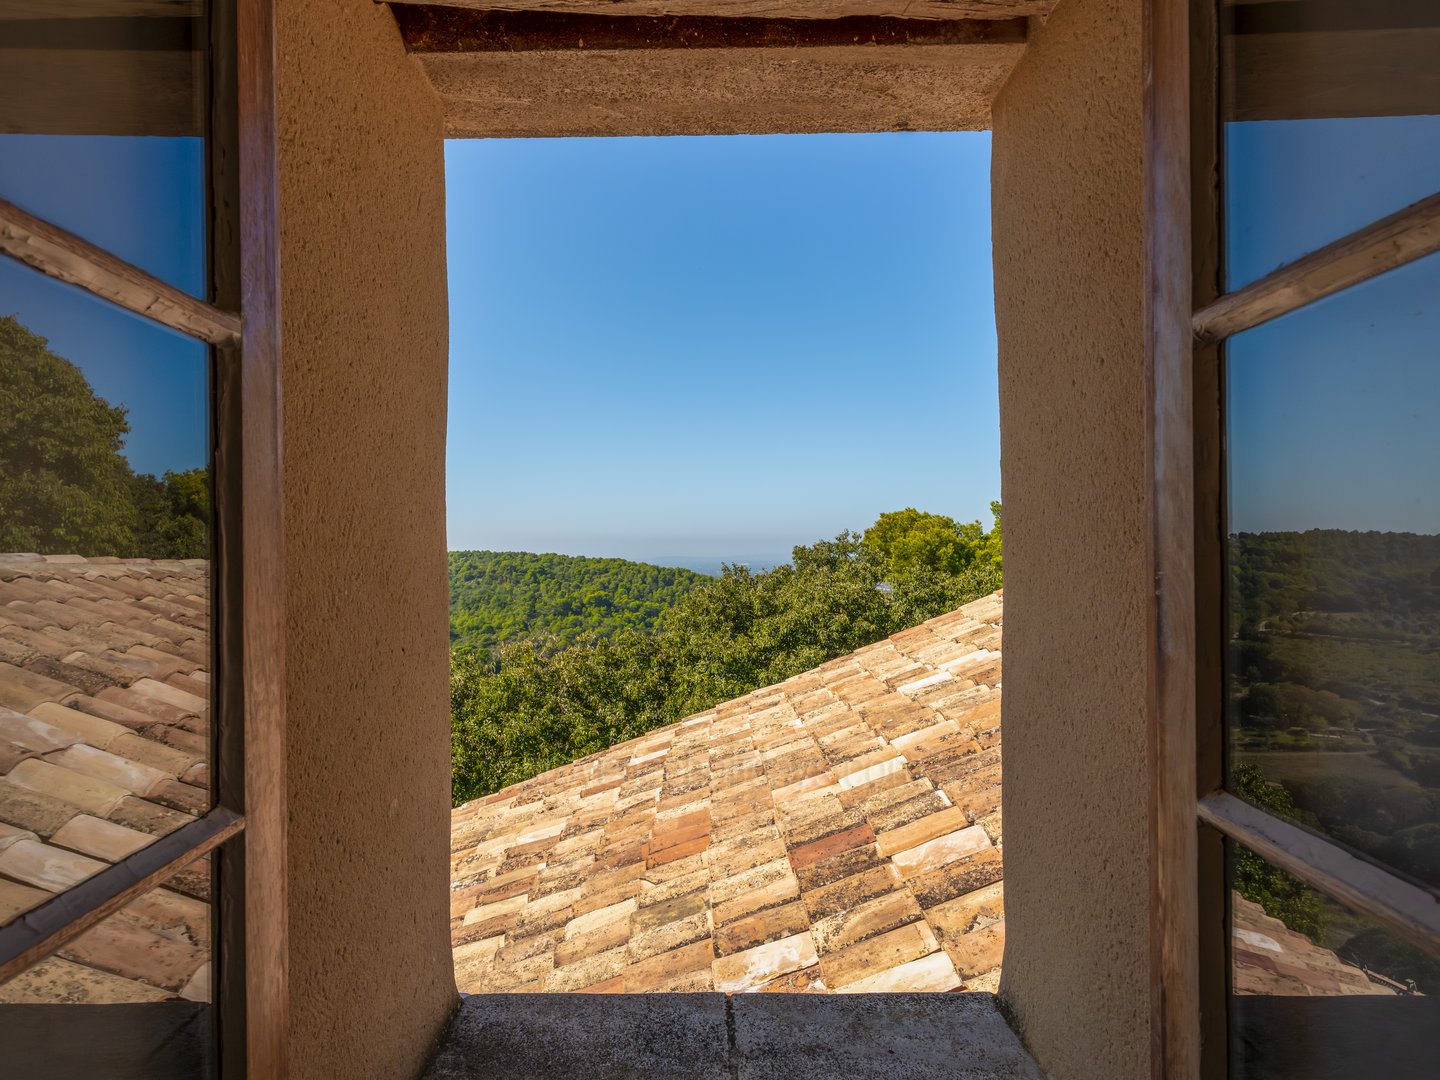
[1224,116,1440,535]
[2,122,1435,549]
[444,133,1001,563]
[0,135,209,478]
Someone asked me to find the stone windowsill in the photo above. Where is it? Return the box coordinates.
[423,991,1043,1080]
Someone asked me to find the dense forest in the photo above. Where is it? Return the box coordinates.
[1229,529,1440,992]
[449,551,711,651]
[451,505,1003,803]
[0,315,209,559]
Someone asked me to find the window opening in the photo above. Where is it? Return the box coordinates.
[444,132,1009,998]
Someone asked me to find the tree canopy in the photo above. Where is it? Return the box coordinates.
[0,315,139,555]
[862,502,1002,577]
[448,551,711,652]
[0,315,208,559]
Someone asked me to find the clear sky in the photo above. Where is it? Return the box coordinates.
[0,135,209,479]
[1224,116,1440,535]
[444,133,1002,565]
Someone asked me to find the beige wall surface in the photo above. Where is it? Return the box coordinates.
[990,1,1151,1077]
[275,2,456,1076]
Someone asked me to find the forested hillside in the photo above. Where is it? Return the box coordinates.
[1228,528,1440,992]
[451,506,1003,802]
[449,551,711,652]
[1228,530,1440,890]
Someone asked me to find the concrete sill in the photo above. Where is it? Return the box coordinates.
[423,991,1044,1080]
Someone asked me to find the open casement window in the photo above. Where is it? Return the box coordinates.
[0,2,283,1077]
[1152,1,1440,1077]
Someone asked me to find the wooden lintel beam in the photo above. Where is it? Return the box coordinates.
[398,0,1052,23]
[395,5,1030,53]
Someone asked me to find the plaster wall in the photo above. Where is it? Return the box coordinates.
[274,2,456,1076]
[990,1,1151,1076]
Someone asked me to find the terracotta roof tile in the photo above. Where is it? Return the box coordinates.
[0,556,211,1006]
[450,591,1011,995]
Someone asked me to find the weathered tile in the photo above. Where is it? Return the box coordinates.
[810,890,924,956]
[816,920,941,990]
[786,823,875,870]
[925,880,1004,941]
[622,938,715,993]
[713,930,818,993]
[888,825,991,878]
[833,948,962,993]
[874,806,971,858]
[942,920,1006,978]
[50,814,154,861]
[907,847,1004,909]
[714,899,810,957]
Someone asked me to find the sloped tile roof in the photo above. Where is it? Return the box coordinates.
[449,591,1007,994]
[0,555,211,1005]
[451,588,1405,1001]
[1232,895,1397,998]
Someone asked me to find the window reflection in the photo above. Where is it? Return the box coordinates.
[0,259,212,918]
[0,1,209,296]
[1221,0,1440,287]
[0,853,213,1079]
[1228,841,1438,1079]
[1225,253,1440,893]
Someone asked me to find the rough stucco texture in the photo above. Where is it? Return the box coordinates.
[990,2,1150,1077]
[276,2,456,1077]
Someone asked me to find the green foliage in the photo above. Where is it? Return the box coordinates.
[0,316,208,559]
[451,631,672,798]
[0,315,139,555]
[448,551,711,652]
[1228,529,1440,889]
[450,509,1003,804]
[862,502,1002,578]
[133,468,210,560]
[1230,763,1327,939]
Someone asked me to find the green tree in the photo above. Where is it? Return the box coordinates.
[133,468,210,559]
[0,315,139,555]
[862,503,1003,579]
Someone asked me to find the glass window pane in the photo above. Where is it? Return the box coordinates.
[1224,252,1440,892]
[1221,1,1440,288]
[0,853,213,1079]
[1228,840,1439,1079]
[0,259,212,920]
[0,2,209,297]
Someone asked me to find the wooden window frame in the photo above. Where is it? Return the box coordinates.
[0,2,286,1076]
[1148,1,1440,1077]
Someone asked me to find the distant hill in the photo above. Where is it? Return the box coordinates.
[448,550,711,652]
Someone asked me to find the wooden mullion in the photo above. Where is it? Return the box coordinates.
[0,198,242,347]
[1193,190,1440,342]
[0,809,243,985]
[1198,792,1440,959]
[1189,0,1226,1077]
[1145,0,1203,1075]
[237,0,289,1074]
